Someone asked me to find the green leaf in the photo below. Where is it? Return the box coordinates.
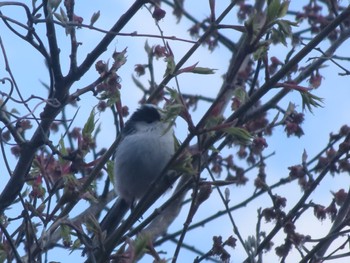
[63,174,78,190]
[70,239,81,252]
[205,116,225,131]
[82,108,96,138]
[93,123,101,141]
[234,87,248,104]
[209,145,220,153]
[106,160,115,185]
[106,88,121,107]
[61,225,71,246]
[300,91,324,113]
[278,1,290,18]
[134,234,149,260]
[59,6,67,21]
[277,19,293,35]
[164,55,176,77]
[172,150,196,175]
[191,67,216,74]
[165,87,180,101]
[85,214,101,234]
[223,127,253,145]
[271,27,287,46]
[49,0,61,11]
[267,0,281,22]
[90,10,100,26]
[53,12,66,24]
[58,136,67,154]
[161,102,183,123]
[253,41,269,60]
[10,107,19,115]
[81,190,98,203]
[270,19,297,45]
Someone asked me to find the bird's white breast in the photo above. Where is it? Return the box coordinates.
[114,121,174,204]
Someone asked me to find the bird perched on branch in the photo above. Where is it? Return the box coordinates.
[99,104,175,235]
[114,104,175,204]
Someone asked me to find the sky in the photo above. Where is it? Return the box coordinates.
[1,0,350,262]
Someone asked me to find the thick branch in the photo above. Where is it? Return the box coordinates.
[43,0,63,83]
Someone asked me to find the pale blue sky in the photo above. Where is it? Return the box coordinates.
[1,1,350,262]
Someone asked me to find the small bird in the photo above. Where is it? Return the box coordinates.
[87,105,176,260]
[96,104,175,239]
[114,104,175,205]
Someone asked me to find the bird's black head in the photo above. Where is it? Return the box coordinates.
[122,105,161,135]
[129,104,161,124]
